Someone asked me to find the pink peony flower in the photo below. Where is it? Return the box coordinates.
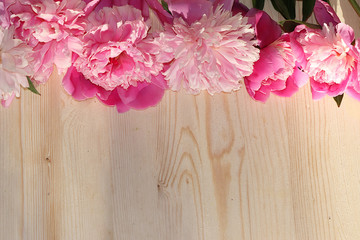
[8,0,92,82]
[0,0,11,28]
[0,26,34,107]
[73,5,161,91]
[244,9,308,102]
[153,4,259,94]
[293,0,358,100]
[296,24,356,99]
[245,35,300,102]
[347,40,360,100]
[63,3,168,112]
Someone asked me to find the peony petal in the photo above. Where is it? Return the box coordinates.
[314,0,340,26]
[145,0,173,24]
[310,75,349,99]
[62,64,100,100]
[0,0,10,28]
[292,64,309,87]
[1,92,15,107]
[85,0,155,19]
[53,42,72,74]
[231,1,248,16]
[96,81,165,113]
[115,101,131,113]
[336,23,355,47]
[96,88,130,113]
[347,87,360,101]
[84,0,101,15]
[245,80,270,102]
[246,45,284,86]
[290,25,308,69]
[117,83,147,104]
[167,0,212,24]
[311,84,327,100]
[273,74,300,97]
[126,83,165,110]
[246,8,282,48]
[150,72,168,89]
[67,36,83,55]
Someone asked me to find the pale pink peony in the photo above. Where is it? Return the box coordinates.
[291,0,358,100]
[8,0,91,82]
[295,23,357,99]
[154,6,259,94]
[0,26,33,107]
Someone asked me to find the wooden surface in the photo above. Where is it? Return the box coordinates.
[2,1,360,239]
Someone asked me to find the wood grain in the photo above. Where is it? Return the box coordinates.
[2,0,360,239]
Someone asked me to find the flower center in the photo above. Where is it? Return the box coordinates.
[332,39,349,58]
[109,52,134,73]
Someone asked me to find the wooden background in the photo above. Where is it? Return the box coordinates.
[2,1,360,239]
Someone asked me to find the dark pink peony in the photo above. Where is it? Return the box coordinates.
[63,1,169,113]
[244,9,308,102]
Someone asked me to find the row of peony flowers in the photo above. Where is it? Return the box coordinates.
[0,0,359,112]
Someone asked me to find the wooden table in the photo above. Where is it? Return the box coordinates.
[2,0,360,239]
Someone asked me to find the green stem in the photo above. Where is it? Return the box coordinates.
[348,0,360,18]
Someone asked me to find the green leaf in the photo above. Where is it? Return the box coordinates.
[26,76,41,95]
[288,0,296,19]
[161,0,171,15]
[333,94,344,107]
[348,0,360,18]
[252,0,265,10]
[270,0,296,19]
[302,0,316,21]
[280,19,321,33]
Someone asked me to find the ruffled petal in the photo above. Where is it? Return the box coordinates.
[314,0,341,26]
[246,8,282,48]
[62,61,100,100]
[167,0,212,24]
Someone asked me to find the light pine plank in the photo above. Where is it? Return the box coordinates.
[284,87,360,240]
[55,72,114,240]
[0,94,23,240]
[20,70,62,240]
